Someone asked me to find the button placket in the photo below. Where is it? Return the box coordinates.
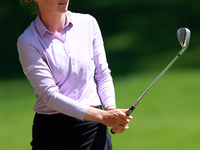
[71,54,79,77]
[65,43,79,77]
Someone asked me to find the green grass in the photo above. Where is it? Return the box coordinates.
[0,69,200,150]
[0,78,35,150]
[111,69,200,150]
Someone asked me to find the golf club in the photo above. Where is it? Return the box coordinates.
[126,27,191,116]
[111,27,191,134]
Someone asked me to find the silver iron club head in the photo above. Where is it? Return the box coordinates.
[177,28,191,55]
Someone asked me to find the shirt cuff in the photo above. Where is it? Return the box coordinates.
[102,97,116,110]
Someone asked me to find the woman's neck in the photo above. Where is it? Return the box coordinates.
[40,12,66,33]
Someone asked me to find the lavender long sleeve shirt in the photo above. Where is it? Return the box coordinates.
[17,11,116,120]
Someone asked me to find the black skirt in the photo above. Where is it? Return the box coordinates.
[31,106,112,150]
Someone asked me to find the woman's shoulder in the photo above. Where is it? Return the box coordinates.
[18,21,39,44]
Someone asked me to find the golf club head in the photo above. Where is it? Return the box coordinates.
[177,28,191,55]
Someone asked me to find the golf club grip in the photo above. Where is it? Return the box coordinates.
[126,105,136,116]
[110,106,136,134]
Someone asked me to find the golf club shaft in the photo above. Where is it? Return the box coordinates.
[111,28,190,134]
[126,48,184,116]
[110,49,183,134]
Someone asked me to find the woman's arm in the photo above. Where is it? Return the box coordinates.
[17,35,89,120]
[92,16,116,110]
[90,16,133,133]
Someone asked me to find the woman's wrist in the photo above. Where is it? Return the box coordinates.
[85,107,105,123]
[106,105,116,111]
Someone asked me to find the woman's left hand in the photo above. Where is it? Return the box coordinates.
[106,106,132,134]
[111,124,130,134]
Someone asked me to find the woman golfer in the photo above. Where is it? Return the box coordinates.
[17,0,132,149]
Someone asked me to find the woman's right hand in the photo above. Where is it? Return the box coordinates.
[85,107,133,133]
[101,109,132,128]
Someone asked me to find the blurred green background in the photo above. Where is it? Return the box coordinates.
[0,0,199,149]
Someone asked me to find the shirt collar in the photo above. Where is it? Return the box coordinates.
[66,11,73,26]
[35,11,73,37]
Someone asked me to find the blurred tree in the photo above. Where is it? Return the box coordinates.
[0,0,199,78]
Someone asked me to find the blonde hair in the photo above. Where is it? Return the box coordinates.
[19,0,40,14]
